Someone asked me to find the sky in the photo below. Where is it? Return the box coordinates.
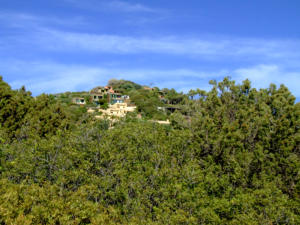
[0,0,300,100]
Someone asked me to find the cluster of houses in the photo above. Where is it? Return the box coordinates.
[70,85,174,124]
[89,86,131,105]
[72,86,136,119]
[72,86,129,105]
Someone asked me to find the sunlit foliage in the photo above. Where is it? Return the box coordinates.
[0,76,299,224]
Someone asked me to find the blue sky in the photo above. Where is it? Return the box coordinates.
[1,0,300,100]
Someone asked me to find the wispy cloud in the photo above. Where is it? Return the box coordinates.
[2,60,300,99]
[1,9,300,101]
[29,29,300,61]
[1,60,225,95]
[64,0,157,13]
[106,1,155,13]
[0,11,86,29]
[1,11,299,61]
[4,61,106,94]
[232,64,300,95]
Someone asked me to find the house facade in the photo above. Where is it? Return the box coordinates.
[90,86,110,104]
[98,103,136,119]
[72,97,86,105]
[90,86,130,105]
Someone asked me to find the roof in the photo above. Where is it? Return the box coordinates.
[90,85,116,94]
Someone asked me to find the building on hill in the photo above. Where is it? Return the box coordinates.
[108,93,124,104]
[90,85,132,105]
[90,86,106,104]
[123,95,132,105]
[90,86,113,94]
[72,97,86,105]
[90,86,113,104]
[97,102,136,119]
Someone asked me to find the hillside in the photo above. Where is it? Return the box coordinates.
[0,76,299,224]
[53,79,187,121]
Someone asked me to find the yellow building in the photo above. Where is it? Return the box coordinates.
[97,103,136,119]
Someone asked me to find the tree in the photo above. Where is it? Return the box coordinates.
[0,76,299,224]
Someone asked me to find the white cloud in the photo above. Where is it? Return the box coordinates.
[1,60,224,95]
[1,10,299,100]
[64,0,156,13]
[3,60,299,98]
[232,64,300,97]
[0,11,86,29]
[26,29,298,61]
[1,11,299,61]
[106,1,155,13]
[5,62,107,94]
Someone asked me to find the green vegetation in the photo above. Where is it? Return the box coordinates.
[53,79,187,120]
[108,79,142,94]
[54,91,90,104]
[129,88,166,120]
[0,76,299,224]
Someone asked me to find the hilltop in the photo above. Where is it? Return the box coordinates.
[53,79,187,122]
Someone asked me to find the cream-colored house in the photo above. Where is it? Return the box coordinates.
[98,103,136,119]
[72,97,86,105]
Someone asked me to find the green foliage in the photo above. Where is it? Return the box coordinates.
[100,102,109,109]
[54,91,90,105]
[0,77,33,139]
[162,88,186,105]
[130,89,165,119]
[108,79,142,94]
[0,77,88,141]
[0,76,299,224]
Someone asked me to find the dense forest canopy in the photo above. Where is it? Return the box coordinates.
[0,76,299,224]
